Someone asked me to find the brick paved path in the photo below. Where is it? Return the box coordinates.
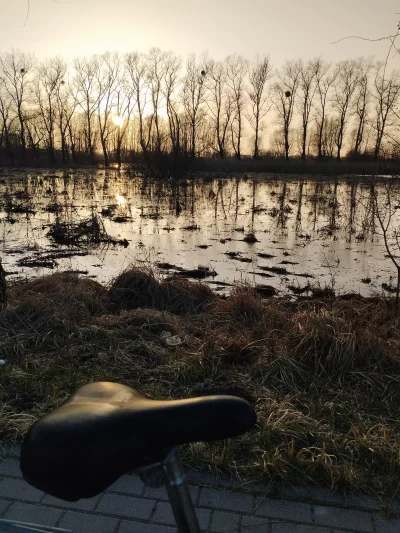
[0,449,399,533]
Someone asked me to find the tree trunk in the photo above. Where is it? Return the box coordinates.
[0,259,7,309]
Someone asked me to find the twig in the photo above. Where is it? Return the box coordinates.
[23,0,30,28]
[23,0,60,27]
[330,34,399,45]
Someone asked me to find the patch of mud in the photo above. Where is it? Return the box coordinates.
[242,232,259,243]
[113,216,131,223]
[250,271,274,278]
[44,203,63,214]
[140,213,163,220]
[255,284,277,297]
[5,204,36,215]
[172,266,217,279]
[17,256,57,269]
[258,265,289,275]
[182,224,200,231]
[46,250,89,260]
[156,262,178,270]
[382,283,397,293]
[208,280,233,287]
[101,205,117,217]
[156,263,217,279]
[4,249,26,255]
[225,251,252,263]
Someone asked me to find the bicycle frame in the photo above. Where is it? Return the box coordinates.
[0,448,199,533]
[137,447,201,533]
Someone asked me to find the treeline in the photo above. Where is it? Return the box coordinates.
[0,48,399,167]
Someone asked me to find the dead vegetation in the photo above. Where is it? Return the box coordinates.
[0,269,400,502]
[47,215,129,247]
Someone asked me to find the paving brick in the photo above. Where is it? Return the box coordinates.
[0,479,44,502]
[314,505,374,532]
[152,501,210,529]
[3,502,63,526]
[0,445,21,458]
[106,475,144,496]
[271,524,331,533]
[199,488,253,513]
[144,485,199,504]
[0,499,12,516]
[42,493,101,511]
[0,459,23,478]
[119,522,176,533]
[186,469,218,486]
[280,486,346,507]
[59,510,119,533]
[373,514,400,533]
[96,493,154,520]
[255,498,312,524]
[391,500,400,513]
[211,510,241,532]
[240,515,270,532]
[343,495,381,511]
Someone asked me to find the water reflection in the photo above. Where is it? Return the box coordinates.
[0,170,399,297]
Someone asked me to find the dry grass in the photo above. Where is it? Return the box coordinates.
[1,270,400,501]
[106,267,215,314]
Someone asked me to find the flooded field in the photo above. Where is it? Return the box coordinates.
[1,168,399,297]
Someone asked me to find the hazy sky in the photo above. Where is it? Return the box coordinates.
[0,0,399,66]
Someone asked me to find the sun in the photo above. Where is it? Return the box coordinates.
[112,115,124,127]
[115,193,127,207]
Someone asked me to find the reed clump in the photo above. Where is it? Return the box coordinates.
[1,272,399,501]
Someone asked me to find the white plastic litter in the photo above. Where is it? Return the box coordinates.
[165,335,182,347]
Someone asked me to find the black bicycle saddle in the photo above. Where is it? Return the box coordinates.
[20,382,256,501]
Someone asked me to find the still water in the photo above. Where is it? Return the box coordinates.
[1,168,399,297]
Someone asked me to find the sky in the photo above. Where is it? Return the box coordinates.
[0,0,399,67]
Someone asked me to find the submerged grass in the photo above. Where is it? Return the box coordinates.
[0,268,400,501]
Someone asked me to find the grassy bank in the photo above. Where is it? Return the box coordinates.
[0,269,399,501]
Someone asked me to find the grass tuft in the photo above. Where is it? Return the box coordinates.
[1,271,400,501]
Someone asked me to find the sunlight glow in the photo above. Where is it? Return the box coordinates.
[115,193,127,207]
[112,115,124,127]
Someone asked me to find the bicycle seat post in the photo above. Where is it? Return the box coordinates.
[137,448,200,533]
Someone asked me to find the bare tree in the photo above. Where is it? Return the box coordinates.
[147,47,168,153]
[247,55,273,159]
[331,59,359,161]
[162,51,182,156]
[0,49,35,159]
[205,59,233,158]
[273,60,301,160]
[314,60,337,158]
[182,53,207,157]
[73,55,101,164]
[96,52,121,166]
[125,52,153,154]
[351,58,373,157]
[225,54,248,160]
[0,81,15,164]
[297,58,319,160]
[113,72,136,168]
[371,64,400,160]
[34,57,66,163]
